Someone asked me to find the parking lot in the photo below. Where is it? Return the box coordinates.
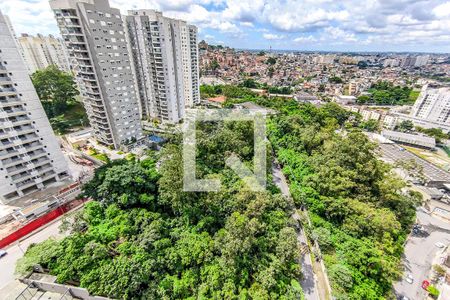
[394,209,450,299]
[379,143,450,182]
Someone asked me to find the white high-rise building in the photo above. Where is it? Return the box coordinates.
[50,0,143,149]
[414,55,430,67]
[411,85,450,125]
[383,58,400,68]
[126,10,200,123]
[18,33,71,74]
[3,15,25,62]
[0,11,70,204]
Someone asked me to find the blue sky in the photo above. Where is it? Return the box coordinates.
[1,0,450,53]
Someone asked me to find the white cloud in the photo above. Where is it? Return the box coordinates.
[1,0,450,51]
[240,21,254,27]
[263,33,285,40]
[0,0,58,35]
[323,27,358,42]
[433,2,450,18]
[293,35,318,43]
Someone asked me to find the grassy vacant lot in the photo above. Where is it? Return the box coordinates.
[404,145,450,170]
[64,101,88,127]
[50,100,89,135]
[409,90,421,102]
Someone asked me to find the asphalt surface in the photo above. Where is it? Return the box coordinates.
[272,162,320,300]
[0,219,63,290]
[393,209,450,299]
[379,143,450,182]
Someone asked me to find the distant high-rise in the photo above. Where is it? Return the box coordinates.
[126,10,200,123]
[414,55,430,67]
[49,0,143,149]
[401,56,416,68]
[0,11,70,204]
[383,58,400,68]
[18,33,71,74]
[411,85,450,125]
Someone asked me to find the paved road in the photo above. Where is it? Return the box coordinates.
[394,209,450,299]
[272,162,320,300]
[0,220,63,290]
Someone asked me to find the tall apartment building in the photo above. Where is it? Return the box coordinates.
[411,85,450,124]
[126,10,200,123]
[50,0,143,149]
[383,58,400,68]
[0,11,70,204]
[3,15,26,62]
[414,55,430,67]
[401,56,416,68]
[18,33,71,74]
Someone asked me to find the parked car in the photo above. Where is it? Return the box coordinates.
[405,273,414,284]
[435,242,446,248]
[0,249,7,258]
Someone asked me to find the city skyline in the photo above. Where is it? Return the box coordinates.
[1,0,450,53]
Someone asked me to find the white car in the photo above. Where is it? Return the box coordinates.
[405,274,414,284]
[435,242,446,248]
[0,249,7,258]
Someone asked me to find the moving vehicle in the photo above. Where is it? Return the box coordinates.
[0,249,7,258]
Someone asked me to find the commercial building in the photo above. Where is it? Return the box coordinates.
[49,0,143,149]
[411,85,450,125]
[0,11,70,204]
[334,95,356,105]
[294,91,319,103]
[382,112,450,132]
[18,34,71,74]
[126,9,200,123]
[381,130,436,149]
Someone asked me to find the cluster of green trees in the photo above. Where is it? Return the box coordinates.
[18,82,419,298]
[200,84,256,99]
[395,121,450,143]
[415,126,450,143]
[357,81,416,105]
[31,65,87,134]
[261,100,419,299]
[17,123,304,299]
[238,79,293,95]
[200,82,292,100]
[267,86,292,95]
[329,76,343,84]
[266,57,277,65]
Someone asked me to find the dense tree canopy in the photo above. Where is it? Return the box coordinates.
[31,65,78,118]
[31,65,87,133]
[17,123,303,299]
[357,81,415,105]
[262,99,418,299]
[18,87,418,299]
